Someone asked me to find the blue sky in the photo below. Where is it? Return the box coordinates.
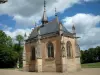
[0,0,100,50]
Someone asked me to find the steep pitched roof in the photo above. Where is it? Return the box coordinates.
[62,24,73,37]
[28,28,38,39]
[28,18,73,40]
[40,18,59,35]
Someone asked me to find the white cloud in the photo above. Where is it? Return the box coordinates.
[3,13,100,50]
[62,13,100,50]
[4,28,32,39]
[1,0,100,49]
[0,0,80,27]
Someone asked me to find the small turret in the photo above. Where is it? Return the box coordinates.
[72,25,75,33]
[72,21,76,34]
[24,32,27,41]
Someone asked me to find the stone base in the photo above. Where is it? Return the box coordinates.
[61,57,67,72]
[36,59,42,72]
[23,61,27,71]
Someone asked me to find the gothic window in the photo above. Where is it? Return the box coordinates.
[66,41,72,58]
[31,47,35,60]
[47,42,54,58]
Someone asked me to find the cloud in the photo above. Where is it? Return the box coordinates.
[3,13,100,50]
[1,0,100,49]
[4,28,32,39]
[0,0,80,27]
[62,13,100,50]
[83,0,100,2]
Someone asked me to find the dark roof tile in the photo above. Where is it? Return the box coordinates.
[28,18,73,40]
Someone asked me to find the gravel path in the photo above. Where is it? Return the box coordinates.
[0,68,100,75]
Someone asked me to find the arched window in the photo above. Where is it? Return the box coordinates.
[31,47,35,60]
[66,41,72,58]
[47,42,54,58]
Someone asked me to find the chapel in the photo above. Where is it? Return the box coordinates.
[23,0,81,72]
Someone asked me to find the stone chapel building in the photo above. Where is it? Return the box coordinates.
[23,0,81,72]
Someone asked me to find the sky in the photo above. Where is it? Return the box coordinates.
[0,0,100,50]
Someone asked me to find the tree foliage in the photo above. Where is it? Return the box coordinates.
[0,30,18,68]
[16,35,24,46]
[0,30,100,68]
[81,46,100,64]
[0,30,24,68]
[16,34,24,68]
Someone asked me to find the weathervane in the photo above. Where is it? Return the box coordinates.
[0,0,8,4]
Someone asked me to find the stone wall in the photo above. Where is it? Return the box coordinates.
[63,36,81,72]
[41,36,61,72]
[24,35,81,72]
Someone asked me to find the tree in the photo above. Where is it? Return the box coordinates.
[0,30,7,45]
[0,47,18,68]
[16,35,24,68]
[81,46,100,64]
[6,36,13,47]
[95,46,100,61]
[0,30,18,68]
[16,35,24,46]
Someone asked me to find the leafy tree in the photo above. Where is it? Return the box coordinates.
[16,34,24,68]
[0,47,18,68]
[0,30,7,45]
[95,46,100,61]
[16,35,24,47]
[6,36,13,47]
[0,30,18,68]
[81,46,100,64]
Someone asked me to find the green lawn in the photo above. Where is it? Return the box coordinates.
[81,62,100,68]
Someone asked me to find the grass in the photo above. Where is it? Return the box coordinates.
[81,62,100,68]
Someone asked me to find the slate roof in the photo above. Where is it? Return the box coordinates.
[62,25,73,37]
[40,18,59,35]
[28,18,73,40]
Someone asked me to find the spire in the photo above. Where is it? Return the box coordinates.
[24,32,27,40]
[44,0,46,12]
[72,24,75,31]
[54,8,59,23]
[42,0,48,25]
[24,33,27,37]
[55,8,57,16]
